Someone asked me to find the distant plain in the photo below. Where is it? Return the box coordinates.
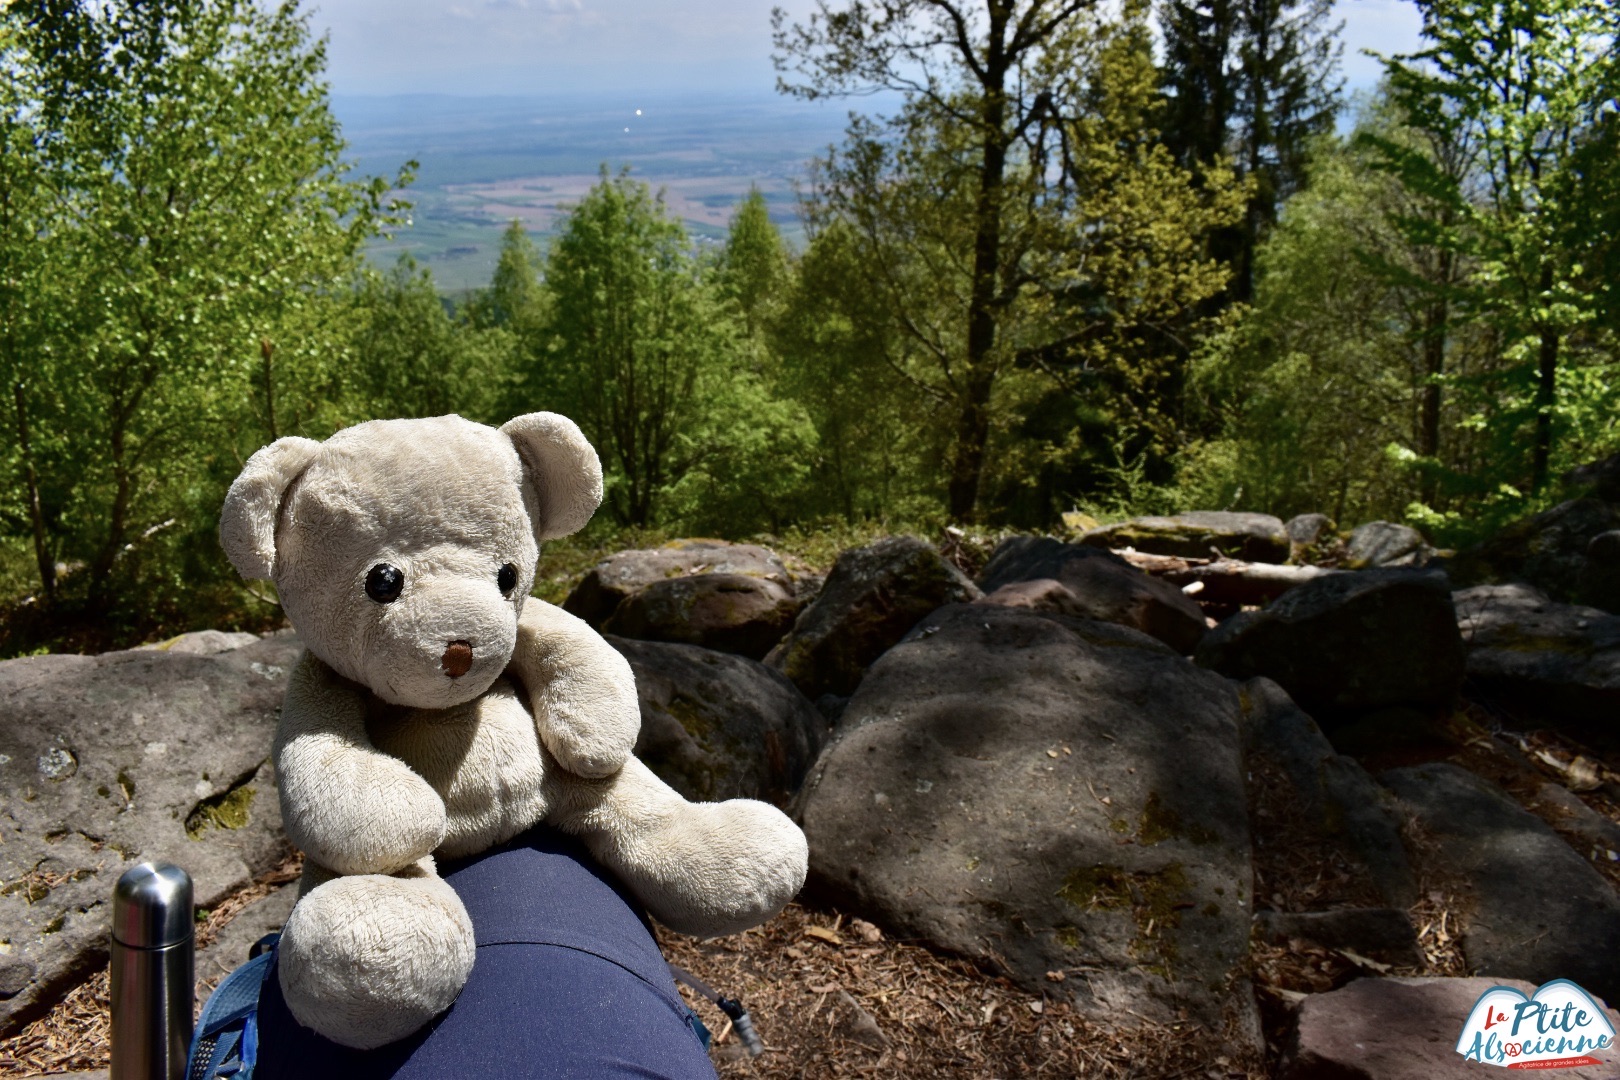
[336,93,863,290]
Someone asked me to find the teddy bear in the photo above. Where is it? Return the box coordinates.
[218,411,808,1050]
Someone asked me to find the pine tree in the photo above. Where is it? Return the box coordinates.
[1157,0,1342,301]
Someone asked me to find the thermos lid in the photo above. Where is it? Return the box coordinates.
[111,862,193,949]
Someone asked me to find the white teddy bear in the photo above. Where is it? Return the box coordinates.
[219,412,807,1049]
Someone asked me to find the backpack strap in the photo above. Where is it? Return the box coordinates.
[186,934,279,1080]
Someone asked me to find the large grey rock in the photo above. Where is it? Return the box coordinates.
[134,629,259,656]
[765,536,981,701]
[563,539,794,627]
[1284,513,1334,550]
[798,603,1256,1033]
[1080,511,1290,563]
[1197,569,1465,724]
[976,536,1207,653]
[1242,678,1417,907]
[1382,763,1620,1003]
[1451,497,1620,609]
[0,635,300,1035]
[610,637,827,806]
[1346,521,1434,568]
[1583,530,1620,614]
[1533,783,1620,862]
[602,572,801,660]
[1454,583,1620,746]
[1280,976,1620,1080]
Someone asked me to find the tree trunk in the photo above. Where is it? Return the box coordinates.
[1416,250,1452,505]
[948,64,1010,523]
[13,381,55,602]
[1531,263,1558,493]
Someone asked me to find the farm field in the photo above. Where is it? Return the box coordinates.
[336,92,859,289]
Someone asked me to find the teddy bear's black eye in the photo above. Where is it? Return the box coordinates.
[365,563,404,604]
[497,563,518,595]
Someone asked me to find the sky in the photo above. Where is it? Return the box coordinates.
[307,0,1427,100]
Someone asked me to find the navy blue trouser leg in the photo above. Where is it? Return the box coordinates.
[254,826,718,1080]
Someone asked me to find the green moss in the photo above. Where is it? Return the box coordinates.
[1055,925,1082,949]
[1138,792,1218,846]
[1058,862,1193,971]
[1109,817,1130,834]
[185,785,255,840]
[1057,865,1135,910]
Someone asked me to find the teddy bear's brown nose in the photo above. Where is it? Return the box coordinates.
[441,640,474,678]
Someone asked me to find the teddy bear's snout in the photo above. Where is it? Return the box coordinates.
[441,640,474,678]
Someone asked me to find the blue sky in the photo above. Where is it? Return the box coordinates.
[307,0,1425,99]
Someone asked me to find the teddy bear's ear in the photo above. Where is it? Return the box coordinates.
[500,412,603,541]
[219,436,323,581]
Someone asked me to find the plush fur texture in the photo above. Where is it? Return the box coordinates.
[220,413,808,1050]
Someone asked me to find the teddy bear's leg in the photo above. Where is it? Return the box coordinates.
[546,757,808,939]
[276,857,475,1050]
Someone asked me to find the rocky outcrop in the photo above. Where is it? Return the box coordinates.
[1451,497,1620,610]
[1079,511,1290,563]
[976,537,1207,653]
[1346,521,1434,568]
[798,603,1256,1035]
[609,636,827,806]
[563,539,796,628]
[0,634,299,1036]
[1241,678,1416,908]
[1454,583,1620,746]
[1197,569,1465,725]
[1280,977,1620,1080]
[1382,762,1620,1003]
[601,573,801,660]
[765,536,980,701]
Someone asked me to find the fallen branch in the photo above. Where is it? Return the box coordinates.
[1117,551,1341,606]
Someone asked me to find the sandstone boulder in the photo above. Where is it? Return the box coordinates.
[976,537,1206,653]
[0,634,300,1035]
[1381,762,1620,1003]
[1080,511,1290,563]
[602,572,800,660]
[798,603,1256,1034]
[1346,521,1433,568]
[609,637,827,806]
[563,539,794,628]
[765,536,980,701]
[1454,583,1620,746]
[1196,569,1465,724]
[133,630,259,656]
[1284,513,1334,552]
[1450,497,1620,609]
[1241,678,1417,908]
[1280,976,1620,1080]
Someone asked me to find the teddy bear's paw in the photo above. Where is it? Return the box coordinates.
[277,870,475,1049]
[630,799,809,939]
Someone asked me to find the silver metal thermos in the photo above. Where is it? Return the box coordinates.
[109,862,194,1080]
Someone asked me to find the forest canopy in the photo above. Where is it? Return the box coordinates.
[0,0,1617,653]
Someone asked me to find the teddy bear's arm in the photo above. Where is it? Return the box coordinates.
[274,651,448,876]
[507,600,640,779]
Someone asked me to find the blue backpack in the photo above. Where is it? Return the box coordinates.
[185,935,278,1080]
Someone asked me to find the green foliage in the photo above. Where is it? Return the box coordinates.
[1373,0,1620,495]
[540,169,813,531]
[0,0,406,652]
